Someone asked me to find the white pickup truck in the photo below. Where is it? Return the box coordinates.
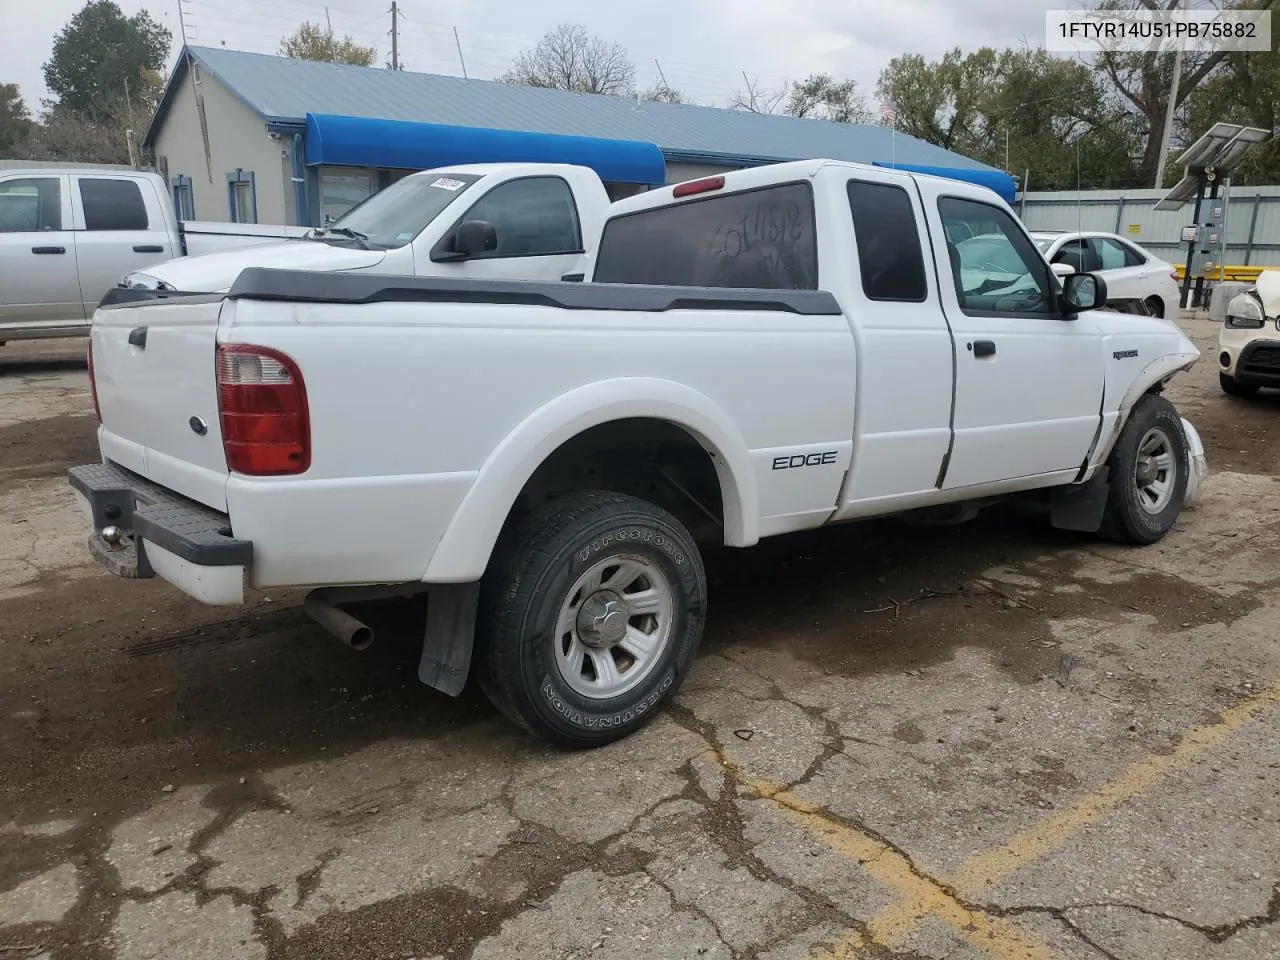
[116,162,611,293]
[0,168,310,344]
[69,159,1205,748]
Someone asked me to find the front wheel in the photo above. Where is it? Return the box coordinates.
[1219,372,1260,398]
[477,491,707,748]
[1099,394,1190,545]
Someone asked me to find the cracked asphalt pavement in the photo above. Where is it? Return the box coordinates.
[2,313,1279,960]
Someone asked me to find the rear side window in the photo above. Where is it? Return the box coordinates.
[79,178,149,231]
[593,182,817,290]
[1091,236,1146,269]
[847,180,927,302]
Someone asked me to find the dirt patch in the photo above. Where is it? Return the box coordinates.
[0,414,98,494]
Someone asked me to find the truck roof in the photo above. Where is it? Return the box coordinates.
[400,162,598,179]
[610,159,1009,218]
[0,167,162,180]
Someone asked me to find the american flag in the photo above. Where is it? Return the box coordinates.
[880,103,897,125]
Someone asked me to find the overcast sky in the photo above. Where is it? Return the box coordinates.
[5,0,1078,114]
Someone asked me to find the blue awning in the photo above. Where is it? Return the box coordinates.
[304,113,667,185]
[872,161,1017,204]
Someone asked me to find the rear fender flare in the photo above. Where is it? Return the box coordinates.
[422,377,758,583]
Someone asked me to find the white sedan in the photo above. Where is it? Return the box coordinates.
[1031,231,1181,319]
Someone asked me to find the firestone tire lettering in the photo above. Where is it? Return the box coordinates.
[541,673,675,730]
[578,527,686,566]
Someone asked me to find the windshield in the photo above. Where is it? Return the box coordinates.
[322,172,481,249]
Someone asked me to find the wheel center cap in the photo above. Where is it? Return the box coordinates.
[1136,457,1158,486]
[576,591,628,649]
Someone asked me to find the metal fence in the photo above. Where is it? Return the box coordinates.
[1018,184,1280,267]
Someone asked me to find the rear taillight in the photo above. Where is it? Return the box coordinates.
[216,344,310,475]
[87,340,101,423]
[1170,270,1179,281]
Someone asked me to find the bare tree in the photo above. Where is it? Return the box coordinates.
[785,73,873,124]
[642,82,686,104]
[502,23,636,95]
[730,75,787,114]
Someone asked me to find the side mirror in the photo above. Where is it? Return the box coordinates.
[1050,261,1075,280]
[455,219,498,258]
[1062,272,1108,314]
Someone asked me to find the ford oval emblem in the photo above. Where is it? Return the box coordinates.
[189,416,208,436]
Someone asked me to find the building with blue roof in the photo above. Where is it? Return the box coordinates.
[146,45,1014,227]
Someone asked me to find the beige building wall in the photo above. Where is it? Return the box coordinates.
[151,63,296,225]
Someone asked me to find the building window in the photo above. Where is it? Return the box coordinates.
[226,169,257,224]
[171,175,194,221]
[320,169,374,224]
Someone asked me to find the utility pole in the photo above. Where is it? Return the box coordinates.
[391,2,399,70]
[1154,0,1187,188]
[324,6,332,31]
[454,26,467,78]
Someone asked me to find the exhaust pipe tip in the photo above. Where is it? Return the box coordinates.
[346,625,374,651]
[304,590,376,650]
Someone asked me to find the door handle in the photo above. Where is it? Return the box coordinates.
[133,245,164,253]
[31,246,66,254]
[971,340,997,358]
[127,326,148,349]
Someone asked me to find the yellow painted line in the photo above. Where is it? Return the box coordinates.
[676,720,1060,960]
[812,677,1280,957]
[750,780,1056,960]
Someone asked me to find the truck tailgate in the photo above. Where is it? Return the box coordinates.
[91,297,230,511]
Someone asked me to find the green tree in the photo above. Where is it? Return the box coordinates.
[785,74,872,124]
[1185,46,1280,184]
[876,46,1142,190]
[1090,0,1280,186]
[279,21,376,67]
[0,84,32,156]
[42,1,170,122]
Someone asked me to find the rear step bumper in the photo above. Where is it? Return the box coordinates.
[68,462,251,605]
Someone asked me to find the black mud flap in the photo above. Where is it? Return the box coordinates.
[418,582,481,697]
[1050,466,1110,533]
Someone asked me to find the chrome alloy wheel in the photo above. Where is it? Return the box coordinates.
[554,555,675,699]
[1133,426,1178,515]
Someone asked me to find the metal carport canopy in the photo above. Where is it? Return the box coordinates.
[304,113,668,185]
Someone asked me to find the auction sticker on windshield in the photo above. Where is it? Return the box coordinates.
[431,178,468,191]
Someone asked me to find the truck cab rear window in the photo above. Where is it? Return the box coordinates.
[593,182,818,290]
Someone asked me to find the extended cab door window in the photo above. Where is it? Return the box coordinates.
[939,198,1055,316]
[847,180,927,302]
[593,182,817,289]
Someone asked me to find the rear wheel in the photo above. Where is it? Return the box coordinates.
[1219,372,1260,398]
[1144,296,1165,318]
[1099,394,1189,545]
[477,491,707,748]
